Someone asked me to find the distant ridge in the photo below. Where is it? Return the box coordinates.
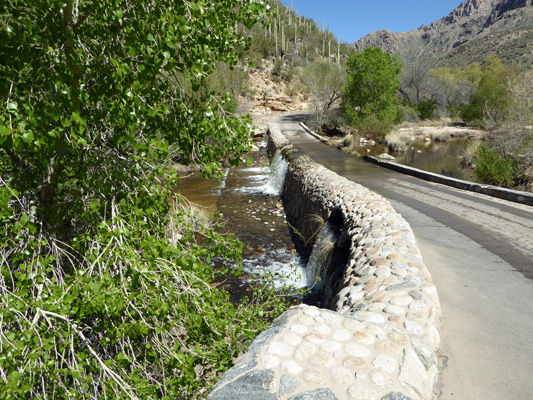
[352,0,533,67]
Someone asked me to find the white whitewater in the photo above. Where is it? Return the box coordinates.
[263,151,289,196]
[306,221,337,290]
[233,151,289,195]
[242,250,307,289]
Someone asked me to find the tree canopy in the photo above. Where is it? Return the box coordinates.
[342,47,402,124]
[0,1,290,398]
[300,59,345,132]
[1,0,267,232]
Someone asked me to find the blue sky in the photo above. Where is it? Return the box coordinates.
[279,0,465,43]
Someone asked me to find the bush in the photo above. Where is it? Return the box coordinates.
[342,134,355,148]
[320,108,346,134]
[475,144,520,187]
[272,57,284,82]
[342,47,402,125]
[282,63,295,83]
[398,104,420,123]
[461,140,480,167]
[460,58,518,125]
[286,83,300,97]
[416,98,439,120]
[0,0,284,398]
[356,114,395,141]
[250,32,275,59]
[458,102,482,123]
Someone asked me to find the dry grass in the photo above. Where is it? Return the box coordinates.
[342,134,355,148]
[329,133,362,156]
[168,196,214,245]
[385,130,413,152]
[170,163,202,174]
[460,140,481,167]
[386,122,487,152]
[305,212,327,245]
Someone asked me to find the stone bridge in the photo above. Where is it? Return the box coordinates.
[208,126,442,400]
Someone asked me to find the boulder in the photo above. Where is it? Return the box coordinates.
[378,153,396,161]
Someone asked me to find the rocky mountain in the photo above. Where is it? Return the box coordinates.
[353,0,533,67]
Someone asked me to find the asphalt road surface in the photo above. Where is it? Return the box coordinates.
[274,113,533,400]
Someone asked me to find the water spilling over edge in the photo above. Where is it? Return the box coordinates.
[306,220,337,290]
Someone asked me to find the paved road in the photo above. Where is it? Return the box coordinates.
[274,114,533,400]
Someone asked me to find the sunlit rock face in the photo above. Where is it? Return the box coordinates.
[352,0,533,68]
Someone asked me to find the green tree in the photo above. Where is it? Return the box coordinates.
[300,58,346,132]
[458,62,484,100]
[430,66,462,109]
[473,70,533,189]
[342,47,402,124]
[459,55,518,124]
[0,1,288,398]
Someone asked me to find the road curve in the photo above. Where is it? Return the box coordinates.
[273,113,533,400]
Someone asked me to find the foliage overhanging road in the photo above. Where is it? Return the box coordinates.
[275,113,533,400]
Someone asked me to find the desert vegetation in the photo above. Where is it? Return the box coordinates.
[245,1,533,191]
[3,1,531,397]
[0,1,302,398]
[299,46,533,190]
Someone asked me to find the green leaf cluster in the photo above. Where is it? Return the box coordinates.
[474,143,521,187]
[342,47,402,125]
[0,0,293,398]
[440,56,518,124]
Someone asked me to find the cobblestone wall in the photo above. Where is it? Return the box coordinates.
[208,127,442,400]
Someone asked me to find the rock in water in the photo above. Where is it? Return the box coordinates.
[378,153,396,161]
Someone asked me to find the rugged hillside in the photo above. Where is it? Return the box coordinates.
[353,0,533,67]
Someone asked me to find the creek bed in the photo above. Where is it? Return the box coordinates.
[176,140,308,304]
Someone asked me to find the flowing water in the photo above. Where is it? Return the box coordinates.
[175,133,475,303]
[305,221,338,290]
[176,140,307,302]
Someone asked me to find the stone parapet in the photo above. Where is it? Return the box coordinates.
[208,126,441,400]
[364,155,533,206]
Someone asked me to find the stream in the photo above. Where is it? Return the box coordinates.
[175,132,478,303]
[176,139,308,303]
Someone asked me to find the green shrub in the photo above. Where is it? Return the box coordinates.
[250,32,275,58]
[356,114,395,141]
[398,104,420,122]
[460,57,518,125]
[416,99,439,120]
[286,83,300,97]
[282,63,295,83]
[475,144,520,186]
[272,57,284,82]
[342,47,402,125]
[0,185,293,398]
[0,0,285,398]
[458,102,483,123]
[320,108,346,134]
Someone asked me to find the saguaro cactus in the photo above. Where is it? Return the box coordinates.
[275,20,278,56]
[281,24,285,53]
